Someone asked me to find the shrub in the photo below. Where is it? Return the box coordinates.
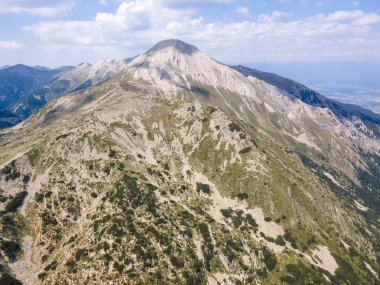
[198,223,214,271]
[44,261,58,271]
[228,122,242,132]
[5,191,28,212]
[0,240,21,259]
[262,247,277,271]
[264,236,275,243]
[285,262,329,284]
[108,149,117,158]
[37,272,47,280]
[220,208,233,218]
[35,193,44,203]
[22,174,30,184]
[237,192,248,200]
[75,249,88,261]
[170,255,184,268]
[280,275,296,283]
[283,231,298,249]
[0,272,22,285]
[65,259,76,269]
[196,183,211,195]
[275,235,286,246]
[114,261,125,273]
[238,147,252,155]
[231,215,244,228]
[256,269,268,278]
[245,214,258,227]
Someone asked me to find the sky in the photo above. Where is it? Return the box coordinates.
[0,0,380,68]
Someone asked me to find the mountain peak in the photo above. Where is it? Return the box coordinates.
[146,39,199,55]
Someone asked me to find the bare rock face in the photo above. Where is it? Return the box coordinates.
[0,40,379,285]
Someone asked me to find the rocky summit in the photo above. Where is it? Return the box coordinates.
[0,39,379,285]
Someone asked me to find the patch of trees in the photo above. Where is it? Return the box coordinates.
[5,191,27,212]
[262,247,277,271]
[198,223,214,271]
[283,230,298,249]
[228,122,242,132]
[0,272,22,285]
[0,238,20,260]
[196,183,211,195]
[280,262,329,284]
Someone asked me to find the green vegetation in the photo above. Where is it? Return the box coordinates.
[238,147,251,154]
[5,191,28,212]
[262,247,277,271]
[228,122,242,132]
[280,262,329,285]
[196,183,211,195]
[0,88,377,284]
[0,272,22,285]
[274,235,286,246]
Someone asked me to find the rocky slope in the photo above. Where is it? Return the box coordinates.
[0,40,379,285]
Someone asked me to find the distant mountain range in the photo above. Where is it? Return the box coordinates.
[0,58,135,121]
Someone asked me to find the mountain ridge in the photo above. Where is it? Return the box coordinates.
[0,39,379,284]
[232,65,380,125]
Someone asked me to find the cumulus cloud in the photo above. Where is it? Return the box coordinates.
[24,0,191,45]
[0,0,75,16]
[23,1,380,61]
[0,41,23,49]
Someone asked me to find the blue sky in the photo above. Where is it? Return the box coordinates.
[0,0,380,67]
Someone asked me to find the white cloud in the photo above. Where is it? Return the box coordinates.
[23,2,380,62]
[99,0,108,5]
[258,11,291,22]
[352,13,380,26]
[0,0,75,17]
[162,0,235,8]
[326,10,380,26]
[326,10,363,21]
[24,0,191,45]
[236,6,249,16]
[0,41,23,49]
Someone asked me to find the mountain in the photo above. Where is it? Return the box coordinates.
[0,64,62,113]
[44,57,135,96]
[0,39,379,284]
[0,58,134,122]
[232,65,380,125]
[0,108,22,128]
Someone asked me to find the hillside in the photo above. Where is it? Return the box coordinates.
[0,40,379,285]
